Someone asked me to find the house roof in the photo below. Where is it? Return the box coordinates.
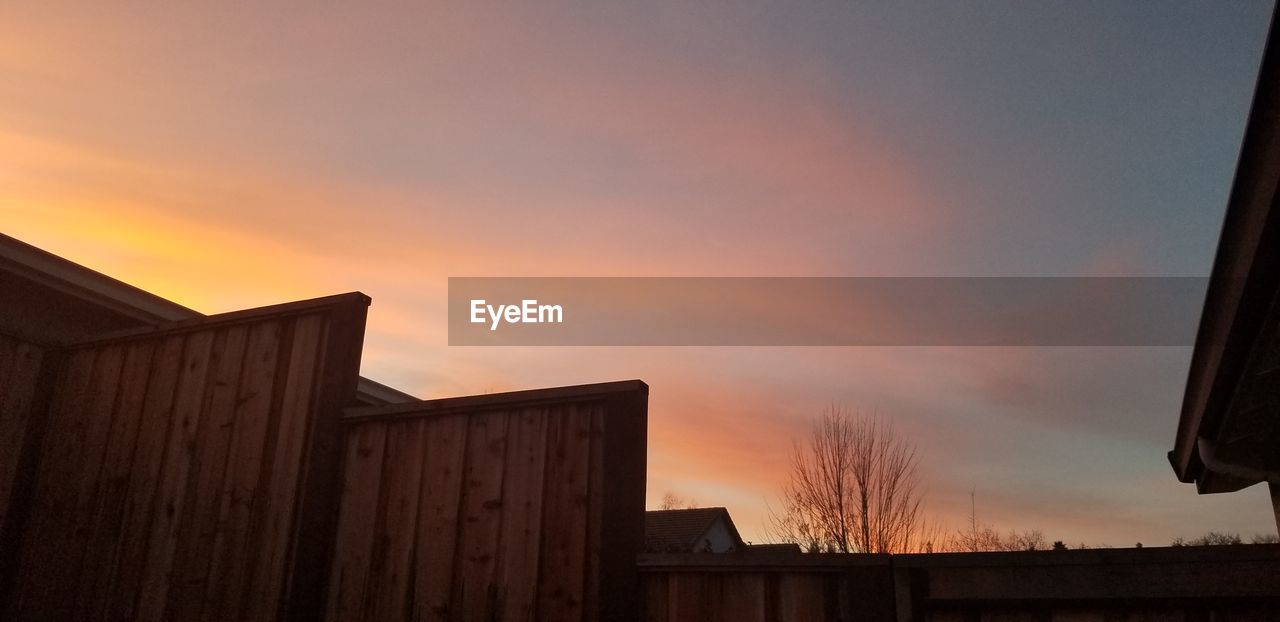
[644,507,744,552]
[1170,10,1280,493]
[0,232,417,406]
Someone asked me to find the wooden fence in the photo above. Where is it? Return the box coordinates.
[0,293,369,621]
[639,546,1280,621]
[1,286,650,622]
[640,553,895,622]
[0,333,46,540]
[7,282,1277,622]
[327,380,648,622]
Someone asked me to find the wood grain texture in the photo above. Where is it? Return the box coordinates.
[327,421,388,620]
[167,326,248,621]
[536,404,593,622]
[456,411,510,618]
[201,320,283,621]
[0,334,44,532]
[496,407,549,622]
[366,418,425,621]
[1,294,369,622]
[73,340,155,618]
[11,347,97,618]
[637,545,1280,622]
[330,382,649,622]
[245,314,325,620]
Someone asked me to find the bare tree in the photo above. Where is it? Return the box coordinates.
[769,406,932,553]
[659,491,698,510]
[951,488,1046,552]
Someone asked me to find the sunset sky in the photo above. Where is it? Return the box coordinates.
[3,1,1277,545]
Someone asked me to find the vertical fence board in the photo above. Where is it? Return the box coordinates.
[412,413,469,622]
[247,314,326,620]
[641,573,670,622]
[12,348,96,617]
[45,344,125,619]
[536,405,593,622]
[73,340,155,617]
[201,320,282,621]
[168,326,249,620]
[136,330,215,622]
[327,422,388,619]
[60,344,126,601]
[107,334,185,621]
[719,574,768,622]
[582,405,605,619]
[0,335,44,532]
[496,407,549,622]
[668,573,713,622]
[778,574,830,621]
[367,419,425,621]
[457,412,510,619]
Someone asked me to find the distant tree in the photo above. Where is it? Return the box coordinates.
[769,406,933,553]
[659,491,698,510]
[954,526,1046,552]
[952,489,1046,552]
[1052,541,1067,551]
[1172,531,1243,546]
[1169,531,1280,546]
[1008,529,1047,551]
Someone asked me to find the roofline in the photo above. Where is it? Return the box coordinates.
[355,376,419,405]
[1170,6,1280,489]
[0,232,197,323]
[345,379,647,421]
[711,507,745,548]
[646,506,746,550]
[0,232,416,405]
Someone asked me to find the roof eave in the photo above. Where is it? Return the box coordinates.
[1171,6,1280,489]
[0,232,418,406]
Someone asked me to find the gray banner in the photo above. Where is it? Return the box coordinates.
[448,277,1209,346]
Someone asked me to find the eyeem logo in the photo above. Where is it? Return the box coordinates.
[470,299,564,331]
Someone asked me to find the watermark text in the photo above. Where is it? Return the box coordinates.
[470,299,564,331]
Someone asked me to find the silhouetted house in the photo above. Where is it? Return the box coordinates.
[645,507,744,553]
[1170,22,1280,535]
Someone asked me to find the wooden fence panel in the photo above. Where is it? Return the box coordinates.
[2,293,369,621]
[0,333,45,542]
[638,547,1280,622]
[328,380,648,622]
[642,568,876,622]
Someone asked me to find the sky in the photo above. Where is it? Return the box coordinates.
[2,1,1277,546]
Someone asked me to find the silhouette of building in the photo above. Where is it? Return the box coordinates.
[644,507,744,553]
